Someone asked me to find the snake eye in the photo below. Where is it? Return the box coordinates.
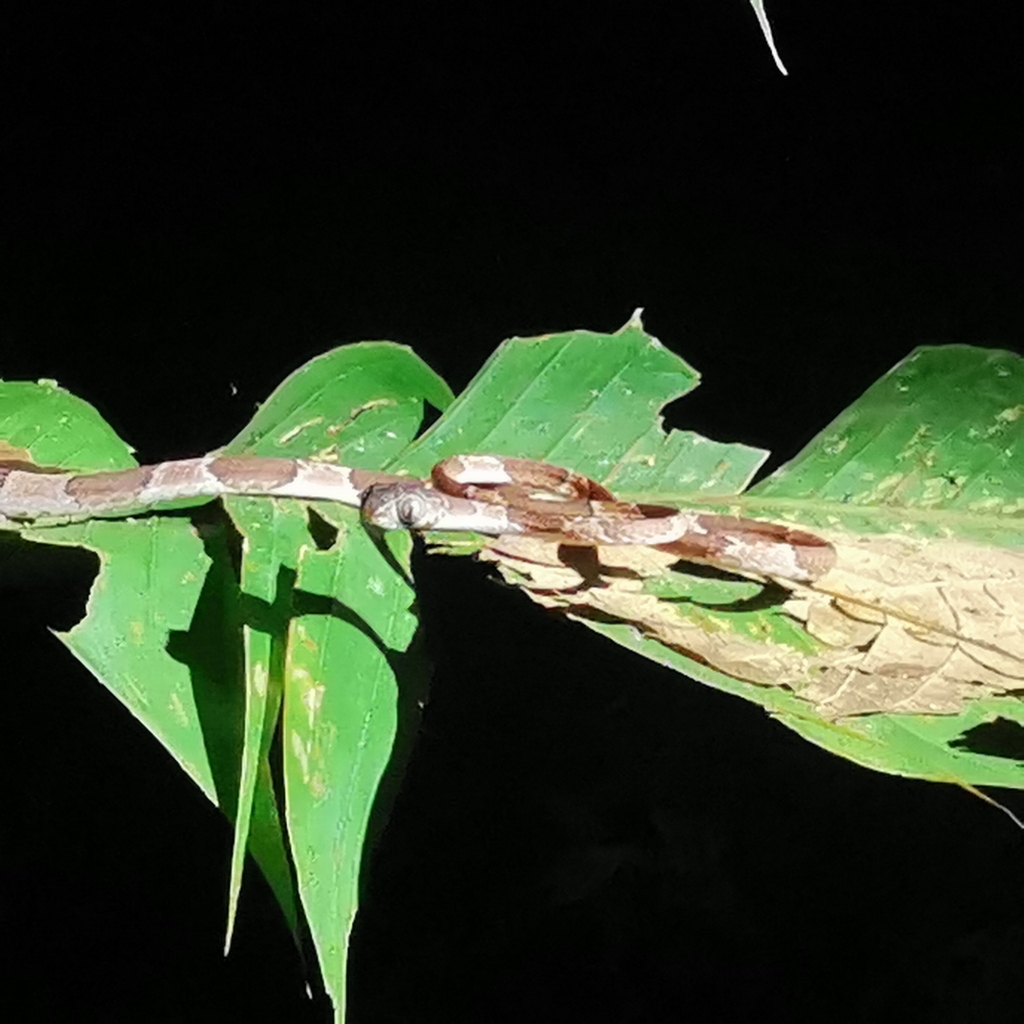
[361,483,435,531]
[395,492,426,527]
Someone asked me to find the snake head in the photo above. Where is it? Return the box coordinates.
[360,481,446,531]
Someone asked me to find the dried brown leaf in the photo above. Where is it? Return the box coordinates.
[478,527,1024,721]
[786,532,1024,717]
[480,538,827,691]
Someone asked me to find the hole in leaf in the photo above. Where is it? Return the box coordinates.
[0,533,98,631]
[306,508,339,551]
[413,399,444,439]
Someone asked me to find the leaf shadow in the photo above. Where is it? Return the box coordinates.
[949,719,1024,761]
[164,508,427,920]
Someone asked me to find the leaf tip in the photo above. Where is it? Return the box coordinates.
[749,0,789,76]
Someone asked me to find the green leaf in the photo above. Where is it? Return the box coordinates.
[532,342,1021,789]
[218,342,439,968]
[224,340,454,467]
[748,344,1024,543]
[27,517,218,797]
[408,330,1022,791]
[219,499,301,955]
[18,514,302,940]
[399,315,766,498]
[738,345,1024,786]
[283,519,417,1018]
[0,379,136,470]
[7,328,1023,1023]
[2,342,448,1013]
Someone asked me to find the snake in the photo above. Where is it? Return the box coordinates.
[0,452,835,582]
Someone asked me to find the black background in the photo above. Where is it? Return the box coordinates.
[3,2,1023,1021]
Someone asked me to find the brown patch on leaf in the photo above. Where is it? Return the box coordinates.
[0,442,37,465]
[479,538,826,693]
[784,532,1024,717]
[479,527,1024,721]
[0,443,69,474]
[479,536,589,592]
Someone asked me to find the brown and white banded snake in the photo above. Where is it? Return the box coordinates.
[0,452,835,583]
